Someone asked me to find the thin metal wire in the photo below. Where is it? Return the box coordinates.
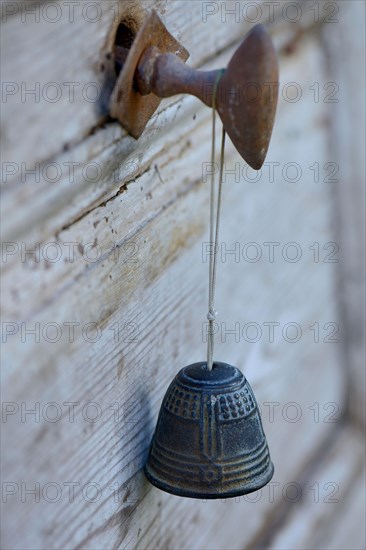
[207,74,226,371]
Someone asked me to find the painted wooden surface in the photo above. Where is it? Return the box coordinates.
[322,0,366,429]
[1,1,365,549]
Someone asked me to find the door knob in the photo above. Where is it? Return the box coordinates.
[110,11,279,169]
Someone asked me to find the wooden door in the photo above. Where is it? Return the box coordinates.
[1,1,365,548]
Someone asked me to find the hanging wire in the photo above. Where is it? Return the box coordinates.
[207,73,226,371]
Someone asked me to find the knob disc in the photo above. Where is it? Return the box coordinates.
[217,25,279,169]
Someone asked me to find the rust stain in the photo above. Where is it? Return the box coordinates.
[147,216,205,285]
[117,356,125,380]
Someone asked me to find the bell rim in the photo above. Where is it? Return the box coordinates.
[144,460,274,500]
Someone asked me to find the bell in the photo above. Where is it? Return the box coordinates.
[145,361,274,498]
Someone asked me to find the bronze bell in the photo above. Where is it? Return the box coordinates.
[145,362,274,498]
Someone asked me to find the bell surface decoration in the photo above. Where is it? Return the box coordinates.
[145,361,274,499]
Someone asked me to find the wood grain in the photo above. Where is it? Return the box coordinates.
[1,1,363,549]
[322,0,366,428]
[1,0,331,244]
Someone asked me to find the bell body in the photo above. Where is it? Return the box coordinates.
[145,362,274,498]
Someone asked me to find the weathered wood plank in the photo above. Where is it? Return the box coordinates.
[3,1,363,548]
[266,423,365,550]
[322,0,366,428]
[324,466,366,550]
[2,0,290,171]
[1,0,333,243]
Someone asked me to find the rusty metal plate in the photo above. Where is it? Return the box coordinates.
[110,10,189,138]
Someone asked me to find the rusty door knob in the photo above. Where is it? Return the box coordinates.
[112,14,279,169]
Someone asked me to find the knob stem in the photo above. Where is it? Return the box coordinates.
[114,45,225,108]
[137,47,224,107]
